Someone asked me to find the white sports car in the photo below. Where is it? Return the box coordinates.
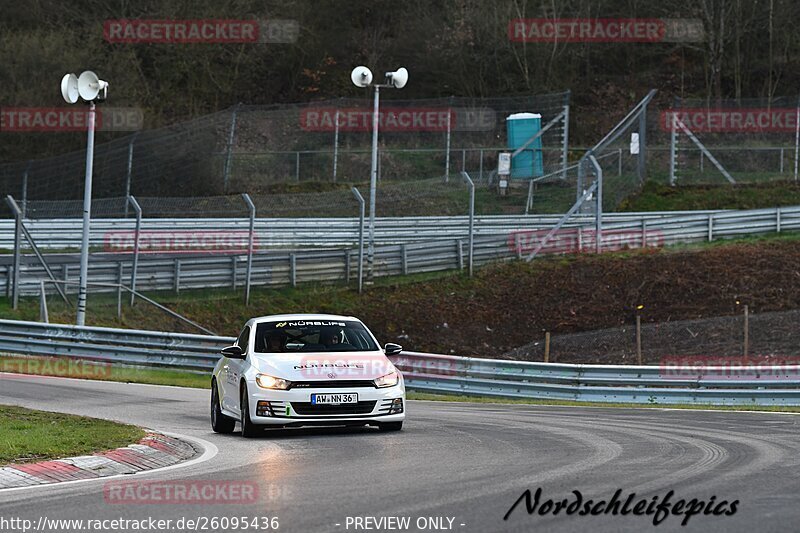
[211,314,406,437]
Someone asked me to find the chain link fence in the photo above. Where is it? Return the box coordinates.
[4,91,800,224]
[0,93,570,213]
[651,96,800,186]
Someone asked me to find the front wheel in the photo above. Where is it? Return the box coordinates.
[378,421,403,432]
[240,386,260,438]
[211,381,235,434]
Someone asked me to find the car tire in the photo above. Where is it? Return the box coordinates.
[378,421,403,432]
[240,385,259,438]
[211,381,235,434]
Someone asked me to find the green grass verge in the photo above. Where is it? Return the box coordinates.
[620,180,800,211]
[0,404,145,465]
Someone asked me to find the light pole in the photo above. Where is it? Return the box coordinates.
[351,66,408,282]
[60,71,108,326]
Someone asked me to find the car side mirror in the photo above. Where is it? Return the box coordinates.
[384,343,403,356]
[221,345,245,359]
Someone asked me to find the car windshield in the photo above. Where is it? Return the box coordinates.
[254,320,378,353]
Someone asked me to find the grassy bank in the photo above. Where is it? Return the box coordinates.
[620,180,800,212]
[0,404,145,465]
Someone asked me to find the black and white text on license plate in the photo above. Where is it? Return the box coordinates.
[311,393,358,404]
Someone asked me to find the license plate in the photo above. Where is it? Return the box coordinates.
[311,393,358,405]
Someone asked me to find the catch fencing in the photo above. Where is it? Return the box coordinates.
[0,319,798,406]
[0,92,571,207]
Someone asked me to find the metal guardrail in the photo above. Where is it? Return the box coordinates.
[3,206,800,296]
[0,319,230,370]
[0,212,718,249]
[391,352,800,406]
[0,320,798,406]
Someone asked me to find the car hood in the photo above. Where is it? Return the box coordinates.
[249,351,396,381]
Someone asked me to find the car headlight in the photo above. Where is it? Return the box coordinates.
[374,371,399,388]
[255,373,292,390]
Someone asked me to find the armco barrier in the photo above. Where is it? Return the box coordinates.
[4,206,800,296]
[0,211,722,250]
[1,319,799,406]
[0,319,231,371]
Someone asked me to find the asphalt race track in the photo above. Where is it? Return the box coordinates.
[1,374,799,532]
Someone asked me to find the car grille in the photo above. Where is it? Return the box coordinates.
[290,380,376,389]
[291,401,377,416]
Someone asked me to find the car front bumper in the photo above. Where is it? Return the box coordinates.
[245,382,406,426]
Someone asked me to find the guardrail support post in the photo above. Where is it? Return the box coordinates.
[128,196,142,307]
[174,259,181,295]
[457,240,464,270]
[11,201,21,309]
[544,332,550,363]
[590,155,603,254]
[444,107,452,183]
[776,207,782,233]
[4,265,10,299]
[231,256,237,290]
[242,193,256,306]
[290,254,297,287]
[345,250,351,282]
[743,304,749,357]
[794,98,800,181]
[637,101,647,183]
[708,214,714,242]
[124,134,138,216]
[636,314,642,365]
[401,244,408,275]
[117,262,123,320]
[641,219,648,248]
[461,171,475,276]
[21,162,30,218]
[223,103,240,194]
[333,108,340,182]
[39,280,48,323]
[561,100,570,180]
[351,187,365,293]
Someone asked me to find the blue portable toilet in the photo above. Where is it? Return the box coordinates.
[506,113,544,179]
